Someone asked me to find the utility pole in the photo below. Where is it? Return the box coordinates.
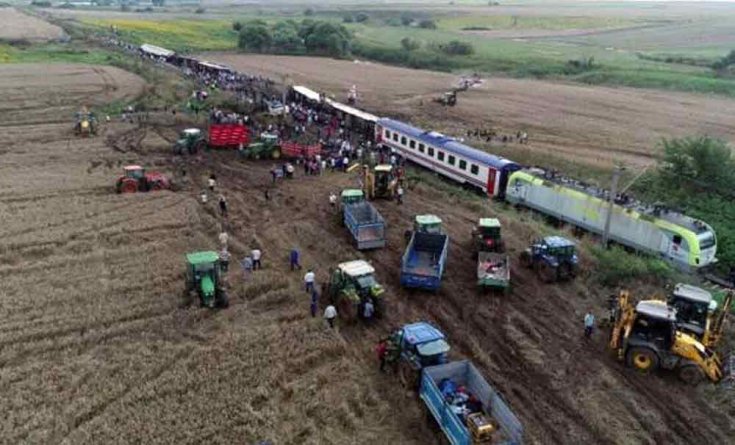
[602,165,625,247]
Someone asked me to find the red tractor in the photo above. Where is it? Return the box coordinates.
[116,165,170,193]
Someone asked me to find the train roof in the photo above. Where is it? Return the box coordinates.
[378,118,519,170]
[515,169,713,234]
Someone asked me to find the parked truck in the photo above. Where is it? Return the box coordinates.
[341,189,386,250]
[421,360,524,445]
[401,215,449,290]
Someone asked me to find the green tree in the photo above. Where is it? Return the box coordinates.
[343,15,354,23]
[400,15,413,26]
[418,19,437,29]
[272,21,304,53]
[232,21,242,32]
[355,12,369,23]
[303,22,351,57]
[659,136,734,195]
[441,40,474,55]
[304,7,314,16]
[238,21,272,53]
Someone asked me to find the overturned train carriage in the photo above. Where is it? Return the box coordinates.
[505,170,717,270]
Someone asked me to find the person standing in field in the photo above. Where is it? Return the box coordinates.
[329,192,337,210]
[251,247,262,270]
[208,174,216,192]
[219,231,229,249]
[219,195,228,218]
[310,288,319,318]
[304,269,315,293]
[240,256,253,281]
[584,310,595,339]
[290,248,301,271]
[324,304,337,329]
[200,190,208,204]
[396,185,404,205]
[219,248,231,272]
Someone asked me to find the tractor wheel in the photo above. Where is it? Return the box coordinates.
[626,347,659,374]
[193,140,206,154]
[398,360,418,390]
[538,261,557,283]
[150,181,164,192]
[558,263,573,281]
[519,249,533,269]
[373,298,385,319]
[338,296,358,323]
[677,364,704,385]
[119,179,138,193]
[216,289,230,309]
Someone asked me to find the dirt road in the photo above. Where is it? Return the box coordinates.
[212,54,735,170]
[0,7,66,42]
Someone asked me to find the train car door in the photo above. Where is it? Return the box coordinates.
[487,168,497,196]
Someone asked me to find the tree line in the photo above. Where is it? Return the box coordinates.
[234,19,352,58]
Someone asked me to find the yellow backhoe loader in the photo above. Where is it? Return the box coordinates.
[609,291,723,385]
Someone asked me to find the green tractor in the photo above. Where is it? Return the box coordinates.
[340,189,365,206]
[173,128,207,155]
[472,218,505,256]
[184,251,229,308]
[244,133,280,159]
[325,260,385,322]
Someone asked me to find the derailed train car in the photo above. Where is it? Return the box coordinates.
[505,169,717,270]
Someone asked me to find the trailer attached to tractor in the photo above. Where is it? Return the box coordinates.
[340,189,386,250]
[401,215,449,291]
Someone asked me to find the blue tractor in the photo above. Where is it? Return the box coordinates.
[387,322,451,389]
[520,236,578,283]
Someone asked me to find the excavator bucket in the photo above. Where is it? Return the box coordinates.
[704,292,733,349]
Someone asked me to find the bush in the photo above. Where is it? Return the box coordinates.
[304,7,314,16]
[232,21,242,32]
[342,15,353,23]
[238,21,272,53]
[400,37,420,52]
[440,40,474,55]
[355,12,369,23]
[194,7,205,14]
[418,19,437,29]
[591,246,672,286]
[400,15,413,26]
[30,0,52,6]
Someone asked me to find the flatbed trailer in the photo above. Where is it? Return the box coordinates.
[343,201,386,250]
[477,252,510,291]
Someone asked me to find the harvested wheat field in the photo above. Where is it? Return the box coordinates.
[213,54,735,169]
[0,8,66,42]
[2,58,735,444]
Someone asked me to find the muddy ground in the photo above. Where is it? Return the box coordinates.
[212,54,735,170]
[1,59,734,444]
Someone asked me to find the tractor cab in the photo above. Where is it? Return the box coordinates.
[669,284,715,339]
[393,322,450,369]
[124,165,145,180]
[414,214,443,234]
[630,301,678,351]
[535,236,577,261]
[340,189,365,206]
[335,260,384,300]
[185,251,228,309]
[174,128,205,155]
[363,164,398,199]
[474,218,503,253]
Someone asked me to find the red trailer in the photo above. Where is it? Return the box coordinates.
[208,123,250,149]
[280,141,322,159]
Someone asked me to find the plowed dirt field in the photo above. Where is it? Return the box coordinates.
[0,8,66,42]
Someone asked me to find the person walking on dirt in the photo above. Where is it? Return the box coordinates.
[240,255,253,281]
[251,247,262,270]
[208,174,216,192]
[363,298,375,321]
[290,248,301,271]
[310,288,319,318]
[584,310,595,339]
[218,195,228,217]
[376,339,388,372]
[219,231,229,249]
[329,192,337,210]
[200,190,208,204]
[304,269,315,293]
[324,304,337,329]
[219,248,231,272]
[396,186,404,205]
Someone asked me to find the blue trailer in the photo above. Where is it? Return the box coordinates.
[344,201,386,250]
[420,360,524,445]
[401,215,448,290]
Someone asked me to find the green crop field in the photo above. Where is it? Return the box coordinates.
[437,15,637,31]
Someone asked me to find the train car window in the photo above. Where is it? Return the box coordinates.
[673,235,683,246]
[409,140,415,149]
[392,133,398,142]
[400,136,407,145]
[385,130,391,139]
[419,144,425,153]
[438,151,445,161]
[448,155,456,165]
[428,147,435,157]
[459,160,467,170]
[470,164,479,175]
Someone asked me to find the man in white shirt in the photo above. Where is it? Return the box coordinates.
[324,304,337,328]
[251,248,262,270]
[219,231,229,248]
[304,269,315,293]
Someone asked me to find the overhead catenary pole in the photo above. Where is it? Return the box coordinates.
[602,165,624,247]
